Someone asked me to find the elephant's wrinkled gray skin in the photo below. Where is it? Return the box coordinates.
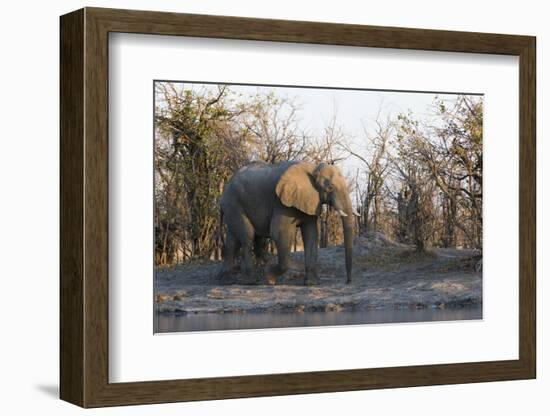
[219,161,356,285]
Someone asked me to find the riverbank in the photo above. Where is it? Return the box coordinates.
[155,233,482,315]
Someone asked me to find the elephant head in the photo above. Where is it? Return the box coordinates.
[275,162,356,283]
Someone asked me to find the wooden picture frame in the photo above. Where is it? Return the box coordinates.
[60,7,536,408]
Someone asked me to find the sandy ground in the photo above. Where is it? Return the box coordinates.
[155,233,482,314]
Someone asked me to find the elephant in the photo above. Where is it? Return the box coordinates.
[219,161,356,285]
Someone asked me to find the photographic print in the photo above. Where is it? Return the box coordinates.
[153,81,483,333]
[60,10,535,406]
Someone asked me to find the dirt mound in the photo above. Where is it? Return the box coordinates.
[354,231,402,250]
[308,232,403,270]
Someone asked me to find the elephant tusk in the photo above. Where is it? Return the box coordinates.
[352,209,360,217]
[337,209,348,217]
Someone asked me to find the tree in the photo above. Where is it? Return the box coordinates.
[154,83,250,263]
[340,114,393,236]
[392,95,483,249]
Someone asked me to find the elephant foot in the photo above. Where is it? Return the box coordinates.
[240,277,259,285]
[239,271,260,285]
[304,275,320,286]
[216,271,237,286]
[265,265,285,285]
[265,273,277,286]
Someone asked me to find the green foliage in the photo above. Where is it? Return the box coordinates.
[155,83,249,264]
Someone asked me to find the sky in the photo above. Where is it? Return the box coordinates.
[166,81,447,137]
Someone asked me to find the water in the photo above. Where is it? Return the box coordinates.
[154,306,482,333]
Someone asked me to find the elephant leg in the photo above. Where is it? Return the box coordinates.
[222,206,258,284]
[235,215,258,285]
[266,216,294,285]
[219,231,240,284]
[300,220,319,285]
[254,235,268,266]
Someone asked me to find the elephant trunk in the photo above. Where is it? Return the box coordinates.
[339,196,354,284]
[342,216,353,284]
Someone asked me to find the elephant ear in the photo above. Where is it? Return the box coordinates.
[276,163,321,216]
